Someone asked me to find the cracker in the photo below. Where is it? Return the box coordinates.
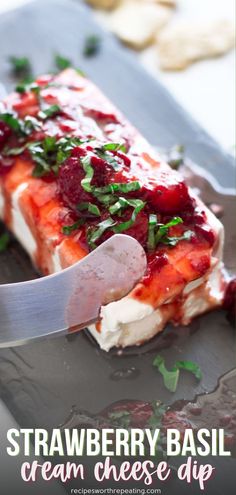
[85,0,120,10]
[110,1,172,49]
[157,20,235,70]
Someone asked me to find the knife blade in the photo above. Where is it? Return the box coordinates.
[0,234,146,347]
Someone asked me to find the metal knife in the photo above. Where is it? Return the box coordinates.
[0,234,146,348]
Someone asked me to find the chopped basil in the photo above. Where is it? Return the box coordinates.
[83,35,101,57]
[147,401,167,429]
[38,104,61,120]
[155,216,183,244]
[102,142,126,153]
[94,193,117,207]
[29,136,87,177]
[87,217,116,249]
[94,143,127,171]
[146,216,188,250]
[54,54,72,70]
[95,149,121,171]
[153,355,180,393]
[113,199,145,233]
[76,68,85,77]
[162,229,193,246]
[175,360,202,380]
[147,213,158,250]
[153,354,202,393]
[0,112,22,133]
[108,410,131,428]
[15,81,40,95]
[54,54,85,75]
[9,56,31,78]
[80,156,94,192]
[62,219,84,235]
[43,136,57,153]
[0,112,41,138]
[109,197,129,215]
[23,115,42,134]
[93,181,141,196]
[167,145,185,170]
[0,232,10,253]
[56,137,89,164]
[77,202,101,216]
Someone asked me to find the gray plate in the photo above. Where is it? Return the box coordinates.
[0,0,235,493]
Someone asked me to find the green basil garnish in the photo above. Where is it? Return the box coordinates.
[94,181,141,196]
[83,35,101,57]
[38,104,61,120]
[153,354,202,393]
[15,81,40,95]
[54,54,72,70]
[147,213,158,250]
[62,219,85,235]
[102,142,126,153]
[162,229,193,246]
[113,199,145,233]
[80,156,94,192]
[9,56,31,78]
[0,112,22,133]
[77,202,101,216]
[87,217,116,249]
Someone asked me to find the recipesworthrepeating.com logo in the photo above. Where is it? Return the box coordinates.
[70,489,162,494]
[6,427,231,491]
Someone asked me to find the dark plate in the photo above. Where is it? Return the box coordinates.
[0,0,235,493]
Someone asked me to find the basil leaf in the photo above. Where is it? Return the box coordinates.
[162,230,193,247]
[153,355,180,393]
[87,217,116,249]
[175,360,202,380]
[77,202,101,216]
[109,197,144,215]
[108,410,131,428]
[29,137,89,177]
[80,156,94,192]
[147,401,167,429]
[94,193,118,206]
[23,116,42,134]
[9,56,31,77]
[153,355,202,392]
[147,213,158,250]
[83,35,101,57]
[43,136,57,153]
[109,197,128,215]
[167,145,185,170]
[15,81,40,95]
[113,199,145,233]
[155,216,183,242]
[62,219,84,235]
[0,232,10,253]
[28,141,51,177]
[54,54,71,70]
[0,112,41,139]
[93,181,141,195]
[38,104,61,120]
[102,142,126,153]
[95,149,121,171]
[56,137,89,165]
[0,112,22,133]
